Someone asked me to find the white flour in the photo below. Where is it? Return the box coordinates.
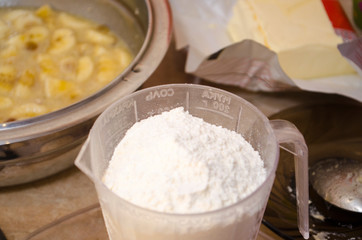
[103,107,266,214]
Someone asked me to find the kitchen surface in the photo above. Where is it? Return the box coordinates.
[1,0,362,240]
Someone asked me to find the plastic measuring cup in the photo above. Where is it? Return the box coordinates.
[75,84,309,240]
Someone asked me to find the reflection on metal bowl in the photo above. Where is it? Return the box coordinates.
[0,0,172,186]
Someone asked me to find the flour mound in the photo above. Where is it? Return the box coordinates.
[103,107,266,214]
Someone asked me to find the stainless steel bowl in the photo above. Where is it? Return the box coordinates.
[0,0,172,186]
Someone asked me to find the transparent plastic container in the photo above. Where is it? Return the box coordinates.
[75,84,309,240]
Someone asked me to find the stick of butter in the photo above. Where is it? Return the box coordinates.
[228,0,356,79]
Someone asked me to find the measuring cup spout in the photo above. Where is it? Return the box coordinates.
[75,137,95,181]
[270,119,309,239]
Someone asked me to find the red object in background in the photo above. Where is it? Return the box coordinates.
[321,0,357,41]
[322,0,354,30]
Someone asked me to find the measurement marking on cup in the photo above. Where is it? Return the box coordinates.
[195,106,234,120]
[145,88,174,101]
[186,91,190,111]
[236,106,243,133]
[134,100,139,122]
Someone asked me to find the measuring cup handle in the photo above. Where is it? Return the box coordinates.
[270,119,309,239]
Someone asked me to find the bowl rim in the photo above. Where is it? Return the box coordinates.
[0,0,173,144]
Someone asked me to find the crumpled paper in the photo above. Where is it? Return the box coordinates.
[169,0,362,102]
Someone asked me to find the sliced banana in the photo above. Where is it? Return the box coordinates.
[78,43,94,55]
[25,26,49,44]
[44,77,80,99]
[18,70,36,87]
[37,54,58,76]
[48,28,76,54]
[0,65,16,84]
[85,29,115,45]
[0,44,19,58]
[93,45,108,56]
[44,77,56,97]
[0,82,12,93]
[97,55,119,83]
[76,56,94,82]
[59,56,77,80]
[0,65,17,93]
[35,5,54,19]
[114,48,132,69]
[0,96,12,109]
[5,34,24,47]
[36,5,56,29]
[3,10,30,22]
[58,12,93,29]
[13,12,42,31]
[12,83,32,98]
[1,34,23,58]
[10,103,48,119]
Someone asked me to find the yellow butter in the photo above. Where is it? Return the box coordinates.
[228,0,356,79]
